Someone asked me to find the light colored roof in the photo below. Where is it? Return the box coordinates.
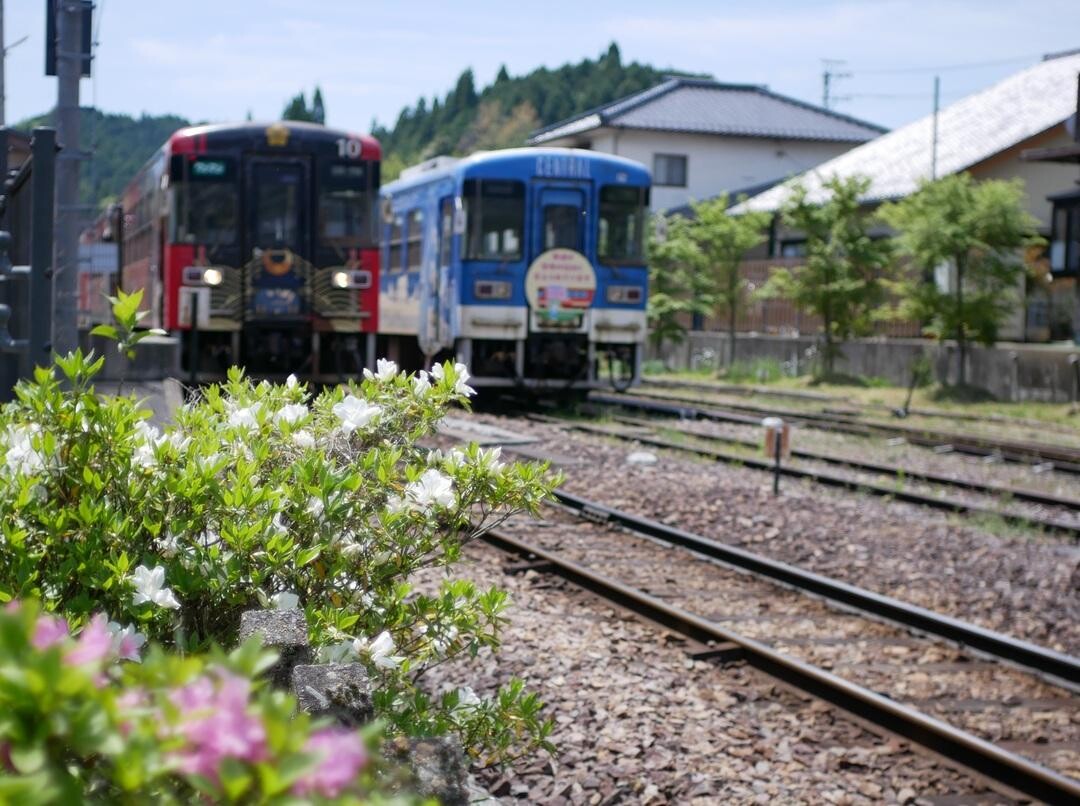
[528,78,885,145]
[733,51,1080,214]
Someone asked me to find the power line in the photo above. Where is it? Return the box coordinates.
[848,53,1037,76]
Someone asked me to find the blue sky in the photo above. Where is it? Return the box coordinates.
[6,0,1080,136]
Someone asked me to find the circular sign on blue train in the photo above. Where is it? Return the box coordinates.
[525,249,597,325]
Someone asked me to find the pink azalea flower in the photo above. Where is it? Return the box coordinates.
[292,727,368,797]
[31,613,69,650]
[167,669,268,780]
[65,614,113,666]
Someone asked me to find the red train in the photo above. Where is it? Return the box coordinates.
[103,121,381,377]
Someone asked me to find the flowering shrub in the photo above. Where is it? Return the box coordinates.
[0,344,559,767]
[0,600,414,803]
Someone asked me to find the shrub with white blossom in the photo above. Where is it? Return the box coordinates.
[0,327,559,775]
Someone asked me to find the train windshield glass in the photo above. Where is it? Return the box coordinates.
[463,179,524,260]
[320,162,374,248]
[169,156,239,246]
[598,185,649,265]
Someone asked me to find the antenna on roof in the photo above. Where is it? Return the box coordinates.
[821,59,851,109]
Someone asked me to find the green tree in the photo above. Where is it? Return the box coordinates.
[282,87,327,123]
[879,173,1042,387]
[758,175,893,376]
[688,196,770,366]
[646,214,705,348]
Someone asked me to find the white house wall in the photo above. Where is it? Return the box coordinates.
[556,128,861,212]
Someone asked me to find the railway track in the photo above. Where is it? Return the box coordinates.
[643,377,1080,433]
[533,411,1080,539]
[483,491,1080,804]
[594,390,1080,474]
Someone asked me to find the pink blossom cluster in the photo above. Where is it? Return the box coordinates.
[167,670,269,778]
[292,727,369,797]
[31,611,145,670]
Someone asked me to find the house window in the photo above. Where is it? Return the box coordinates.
[779,239,807,258]
[653,154,687,187]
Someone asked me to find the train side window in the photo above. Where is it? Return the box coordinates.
[438,198,453,267]
[464,179,524,261]
[406,210,424,271]
[388,216,404,271]
[598,185,648,264]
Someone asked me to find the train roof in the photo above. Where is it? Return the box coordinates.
[167,121,381,160]
[382,147,650,195]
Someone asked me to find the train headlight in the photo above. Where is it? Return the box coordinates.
[606,285,643,304]
[182,266,225,286]
[331,269,371,289]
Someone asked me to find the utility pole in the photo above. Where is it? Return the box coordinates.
[930,75,941,180]
[0,0,31,126]
[822,59,851,110]
[53,0,84,358]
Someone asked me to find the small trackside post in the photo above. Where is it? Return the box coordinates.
[762,416,789,496]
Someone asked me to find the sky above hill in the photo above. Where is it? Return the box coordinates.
[6,0,1080,135]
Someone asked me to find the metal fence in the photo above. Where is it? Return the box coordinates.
[0,128,57,401]
[693,258,923,338]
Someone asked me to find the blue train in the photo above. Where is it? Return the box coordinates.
[377,148,650,390]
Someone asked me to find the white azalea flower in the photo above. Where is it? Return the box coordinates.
[384,495,407,515]
[271,512,288,536]
[354,630,404,669]
[158,531,179,558]
[167,432,192,452]
[333,395,381,434]
[293,430,316,449]
[130,565,180,610]
[5,424,46,476]
[132,441,157,469]
[412,371,431,396]
[443,449,466,470]
[271,591,299,610]
[286,374,299,389]
[405,469,455,511]
[478,446,505,474]
[227,404,261,431]
[274,403,308,427]
[455,686,481,711]
[306,496,325,519]
[363,358,398,382]
[134,420,161,443]
[452,362,476,397]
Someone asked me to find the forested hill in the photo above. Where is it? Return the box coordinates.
[373,43,703,179]
[17,108,191,212]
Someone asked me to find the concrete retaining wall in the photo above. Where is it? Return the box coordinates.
[649,333,1080,403]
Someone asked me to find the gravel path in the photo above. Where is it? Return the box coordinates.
[419,543,1004,805]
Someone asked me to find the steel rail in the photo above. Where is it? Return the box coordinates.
[550,417,1080,540]
[594,391,1080,473]
[547,488,1080,685]
[609,412,1080,512]
[481,527,1080,805]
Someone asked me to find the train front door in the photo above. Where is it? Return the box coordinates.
[244,158,311,371]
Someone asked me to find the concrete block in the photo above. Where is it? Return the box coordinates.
[291,663,374,726]
[238,609,312,688]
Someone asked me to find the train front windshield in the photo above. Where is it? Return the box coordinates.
[169,156,239,249]
[319,161,377,251]
[598,185,648,264]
